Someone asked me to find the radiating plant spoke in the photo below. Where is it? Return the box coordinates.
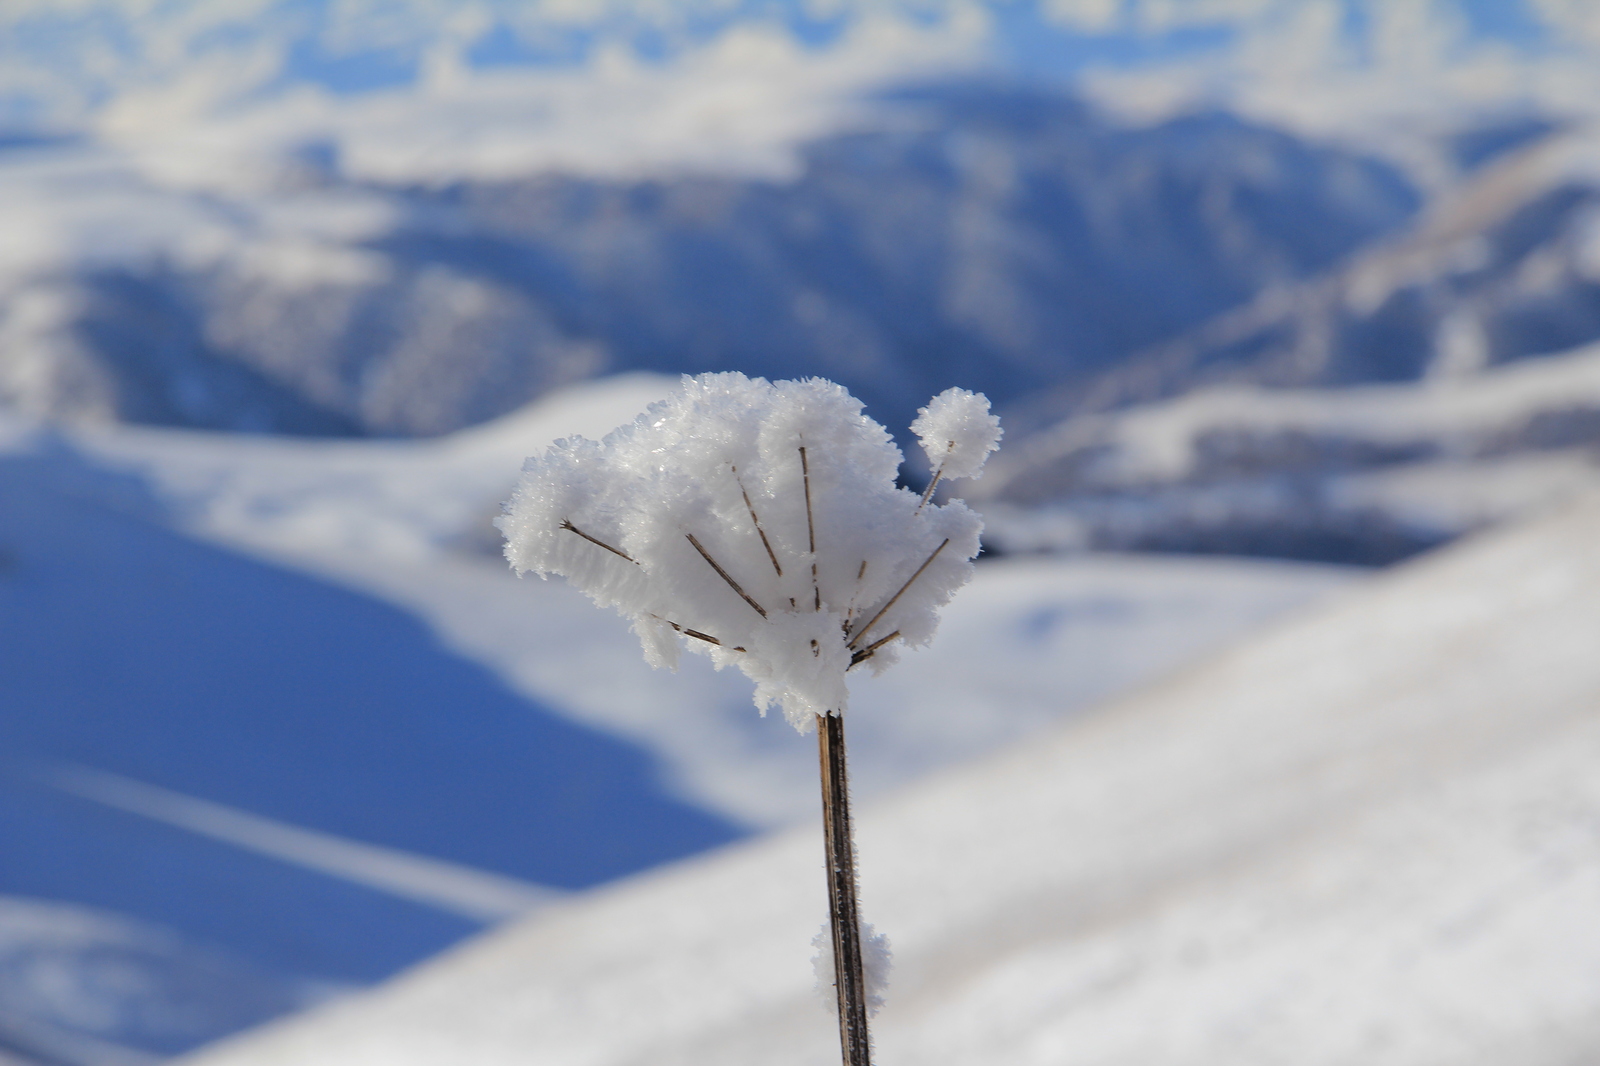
[734,465,784,577]
[800,444,821,611]
[847,539,950,650]
[686,532,768,618]
[559,519,636,563]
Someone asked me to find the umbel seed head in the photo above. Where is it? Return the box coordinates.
[497,373,1000,730]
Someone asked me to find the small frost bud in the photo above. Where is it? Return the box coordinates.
[912,387,1003,483]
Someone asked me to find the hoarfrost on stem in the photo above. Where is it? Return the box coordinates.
[813,921,893,1017]
[497,373,998,730]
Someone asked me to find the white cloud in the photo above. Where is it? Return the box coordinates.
[1528,0,1600,47]
[1039,0,1124,32]
[1134,0,1281,32]
[88,6,991,190]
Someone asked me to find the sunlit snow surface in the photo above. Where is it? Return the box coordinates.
[177,489,1600,1066]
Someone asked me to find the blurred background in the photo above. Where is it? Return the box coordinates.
[2,2,1599,1063]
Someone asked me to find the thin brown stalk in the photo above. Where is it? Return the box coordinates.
[654,616,745,653]
[560,519,636,563]
[843,560,868,628]
[817,712,872,1066]
[847,539,950,649]
[848,629,900,669]
[800,445,820,610]
[686,533,768,618]
[915,440,955,514]
[734,466,783,577]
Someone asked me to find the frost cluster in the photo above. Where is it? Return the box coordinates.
[912,386,1004,487]
[812,922,893,1017]
[498,373,1000,729]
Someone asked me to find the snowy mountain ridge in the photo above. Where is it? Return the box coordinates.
[974,335,1600,561]
[1022,121,1600,418]
[7,1,1600,467]
[0,85,1423,440]
[969,122,1600,562]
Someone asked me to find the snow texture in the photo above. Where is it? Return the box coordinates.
[812,922,893,1018]
[498,373,989,729]
[912,388,1003,484]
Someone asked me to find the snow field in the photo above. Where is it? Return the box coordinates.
[176,488,1600,1066]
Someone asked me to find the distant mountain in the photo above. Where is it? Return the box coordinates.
[1013,124,1600,419]
[0,87,1420,440]
[972,339,1600,564]
[373,88,1420,435]
[976,127,1600,563]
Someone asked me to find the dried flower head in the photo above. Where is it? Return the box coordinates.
[497,373,999,730]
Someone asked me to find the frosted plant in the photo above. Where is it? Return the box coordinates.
[498,372,1000,1066]
[498,373,1000,729]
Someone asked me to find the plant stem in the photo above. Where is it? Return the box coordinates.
[848,630,900,669]
[916,440,955,513]
[817,712,872,1066]
[801,445,821,610]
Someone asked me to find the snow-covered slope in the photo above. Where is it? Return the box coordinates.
[965,121,1600,564]
[1016,122,1600,418]
[0,416,741,972]
[978,335,1600,563]
[176,487,1600,1066]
